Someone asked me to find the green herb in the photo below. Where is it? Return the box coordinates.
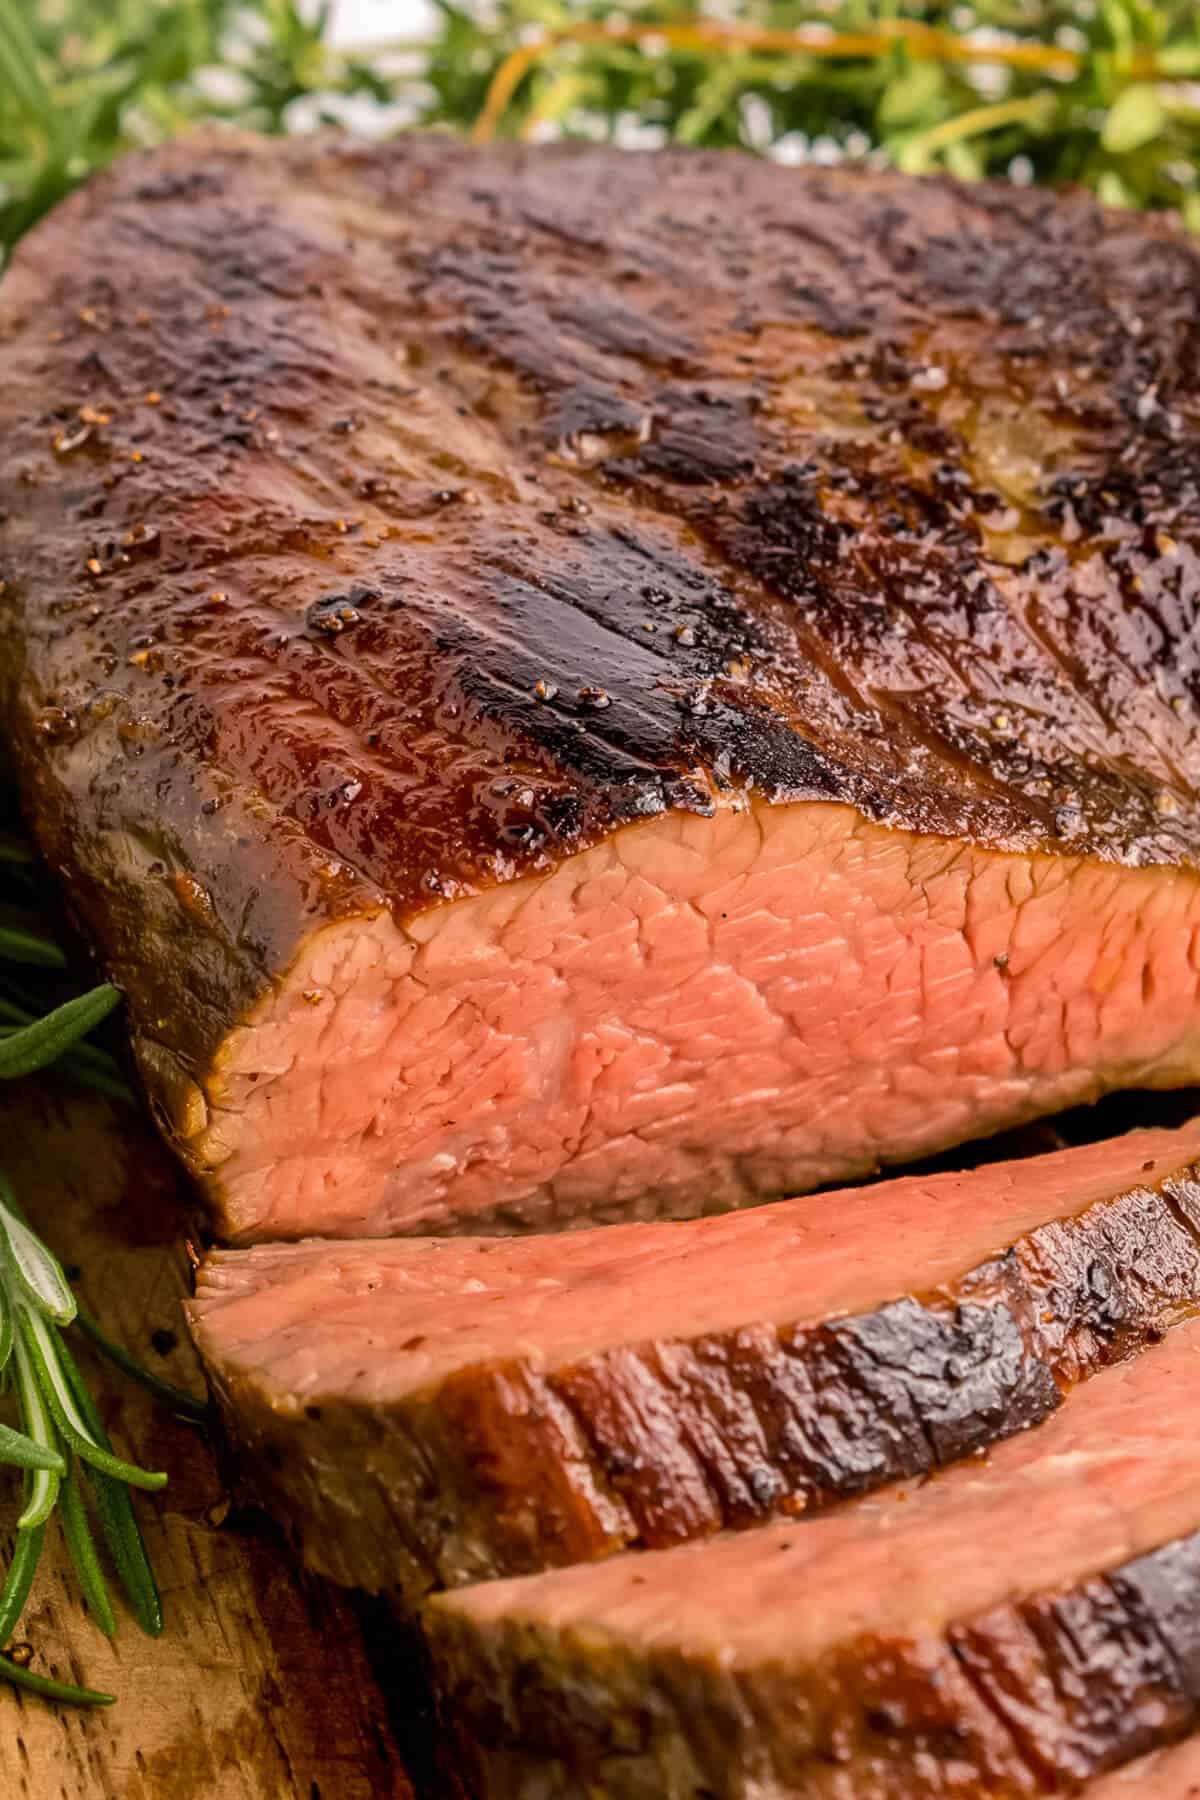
[0,1170,173,1699]
[0,1651,114,1706]
[0,984,122,1079]
[0,924,67,970]
[0,0,1198,1716]
[0,895,203,1702]
[2,1,1200,264]
[0,993,135,1103]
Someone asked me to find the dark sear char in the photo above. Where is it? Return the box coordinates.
[424,1317,1200,1800]
[188,1123,1200,1597]
[3,135,1200,1242]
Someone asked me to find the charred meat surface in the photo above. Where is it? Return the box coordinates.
[3,137,1200,1237]
[425,1318,1200,1799]
[188,1124,1200,1596]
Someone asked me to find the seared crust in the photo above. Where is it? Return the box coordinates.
[426,1529,1200,1798]
[192,1150,1200,1598]
[1,136,1199,1094]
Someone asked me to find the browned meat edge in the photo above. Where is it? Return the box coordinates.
[201,1155,1200,1598]
[2,133,1199,1176]
[424,1527,1200,1799]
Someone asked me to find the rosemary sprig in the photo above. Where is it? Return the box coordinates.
[0,896,202,1703]
[0,1175,172,1704]
[0,0,1197,1720]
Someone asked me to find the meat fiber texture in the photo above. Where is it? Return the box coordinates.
[425,1318,1200,1800]
[2,137,1200,1240]
[189,1123,1200,1596]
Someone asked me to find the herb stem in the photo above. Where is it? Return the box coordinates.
[0,1514,46,1648]
[12,1332,61,1530]
[22,1307,167,1492]
[0,1655,115,1706]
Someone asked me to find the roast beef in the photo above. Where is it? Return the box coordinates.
[424,1318,1200,1799]
[188,1123,1200,1595]
[3,137,1200,1239]
[1095,1738,1200,1795]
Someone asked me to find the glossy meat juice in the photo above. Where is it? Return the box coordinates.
[2,138,1199,1237]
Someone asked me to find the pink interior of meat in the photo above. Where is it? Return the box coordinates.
[190,1122,1200,1404]
[197,800,1200,1242]
[1094,1739,1200,1796]
[431,1316,1200,1659]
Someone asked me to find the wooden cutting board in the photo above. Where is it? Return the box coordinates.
[12,1074,1193,1800]
[0,1077,416,1800]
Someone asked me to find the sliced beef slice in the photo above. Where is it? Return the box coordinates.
[4,138,1200,1241]
[188,1123,1200,1596]
[424,1319,1200,1799]
[1093,1736,1200,1796]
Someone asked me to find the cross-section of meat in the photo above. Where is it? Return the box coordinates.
[424,1318,1200,1798]
[188,1123,1200,1596]
[1095,1738,1200,1796]
[3,136,1200,1239]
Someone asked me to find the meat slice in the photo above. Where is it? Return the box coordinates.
[1094,1738,1200,1796]
[188,1124,1200,1596]
[3,137,1200,1240]
[424,1319,1200,1799]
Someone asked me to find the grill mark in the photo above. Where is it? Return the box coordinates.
[196,1147,1200,1597]
[5,140,1200,1047]
[426,1517,1200,1797]
[949,1554,1200,1786]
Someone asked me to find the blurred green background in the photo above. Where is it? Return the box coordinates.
[2,0,1200,259]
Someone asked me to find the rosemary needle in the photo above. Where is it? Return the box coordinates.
[75,1308,209,1423]
[79,1464,162,1641]
[56,1336,163,1639]
[0,1512,45,1647]
[0,1656,114,1707]
[0,985,121,1079]
[0,1422,64,1474]
[58,1468,117,1638]
[0,1159,174,1679]
[21,1308,166,1492]
[0,997,135,1104]
[0,926,66,971]
[0,559,179,1706]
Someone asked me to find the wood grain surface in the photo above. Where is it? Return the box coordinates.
[0,1077,415,1800]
